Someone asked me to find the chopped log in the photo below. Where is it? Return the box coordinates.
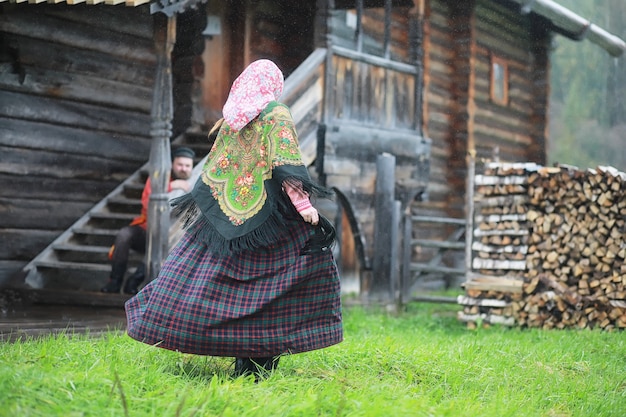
[457,311,515,326]
[464,161,626,331]
[456,296,509,308]
[462,274,524,293]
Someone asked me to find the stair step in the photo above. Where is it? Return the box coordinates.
[51,243,143,264]
[34,260,110,271]
[29,261,113,291]
[71,227,118,246]
[53,244,110,253]
[411,239,465,250]
[123,182,145,199]
[107,196,142,213]
[87,212,136,229]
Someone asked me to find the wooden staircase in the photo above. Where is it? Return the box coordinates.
[19,49,327,305]
[21,131,211,299]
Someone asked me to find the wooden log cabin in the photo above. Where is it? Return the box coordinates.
[0,0,623,306]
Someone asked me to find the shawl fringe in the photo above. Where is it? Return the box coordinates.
[171,174,337,256]
[172,193,290,255]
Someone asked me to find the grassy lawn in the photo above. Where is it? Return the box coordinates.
[1,300,624,417]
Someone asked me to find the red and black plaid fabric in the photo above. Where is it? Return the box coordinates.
[125,219,343,357]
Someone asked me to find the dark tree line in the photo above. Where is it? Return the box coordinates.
[548,0,626,170]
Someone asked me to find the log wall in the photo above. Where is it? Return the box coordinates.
[472,0,549,165]
[0,5,155,284]
[324,5,429,269]
[416,0,550,243]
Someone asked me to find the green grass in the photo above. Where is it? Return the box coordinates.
[1,301,625,417]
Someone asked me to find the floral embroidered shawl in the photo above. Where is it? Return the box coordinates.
[172,102,331,254]
[202,102,304,226]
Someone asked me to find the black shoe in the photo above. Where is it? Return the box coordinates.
[234,357,280,380]
[123,264,145,295]
[100,280,122,293]
[123,275,144,295]
[234,358,255,377]
[256,356,280,372]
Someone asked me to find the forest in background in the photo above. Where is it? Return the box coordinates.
[548,0,626,171]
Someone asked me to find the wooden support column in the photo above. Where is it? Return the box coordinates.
[464,149,476,280]
[371,153,397,302]
[146,14,176,282]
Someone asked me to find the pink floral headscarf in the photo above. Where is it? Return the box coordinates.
[222,59,284,132]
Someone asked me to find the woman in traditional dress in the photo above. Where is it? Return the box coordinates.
[125,59,343,378]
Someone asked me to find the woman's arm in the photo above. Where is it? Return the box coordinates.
[282,180,319,225]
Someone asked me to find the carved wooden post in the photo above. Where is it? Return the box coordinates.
[371,153,397,302]
[146,14,176,281]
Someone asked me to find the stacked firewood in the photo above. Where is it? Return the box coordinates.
[459,162,537,328]
[519,165,626,330]
[460,162,626,330]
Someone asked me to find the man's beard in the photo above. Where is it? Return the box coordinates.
[172,171,191,180]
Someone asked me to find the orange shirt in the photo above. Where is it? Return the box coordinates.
[129,178,174,230]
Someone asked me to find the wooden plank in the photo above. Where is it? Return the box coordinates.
[0,118,151,161]
[327,122,428,162]
[474,175,527,186]
[41,7,149,38]
[472,258,526,270]
[0,229,59,259]
[4,34,154,86]
[0,12,154,62]
[457,312,516,326]
[0,91,151,137]
[462,274,524,292]
[33,260,110,272]
[473,229,528,237]
[474,213,527,223]
[472,242,528,254]
[0,173,120,202]
[457,295,509,307]
[0,66,152,112]
[0,147,141,184]
[410,263,465,275]
[411,215,465,225]
[409,295,458,304]
[411,239,465,249]
[0,197,92,229]
[484,162,542,171]
[474,195,528,207]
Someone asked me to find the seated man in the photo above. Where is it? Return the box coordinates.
[101,147,195,294]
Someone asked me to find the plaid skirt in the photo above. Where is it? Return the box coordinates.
[125,219,343,357]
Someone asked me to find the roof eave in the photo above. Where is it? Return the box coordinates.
[510,0,626,57]
[149,0,207,16]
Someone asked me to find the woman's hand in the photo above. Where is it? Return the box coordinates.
[299,207,319,225]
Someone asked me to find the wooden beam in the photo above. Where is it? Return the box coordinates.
[146,14,176,282]
[371,153,397,301]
